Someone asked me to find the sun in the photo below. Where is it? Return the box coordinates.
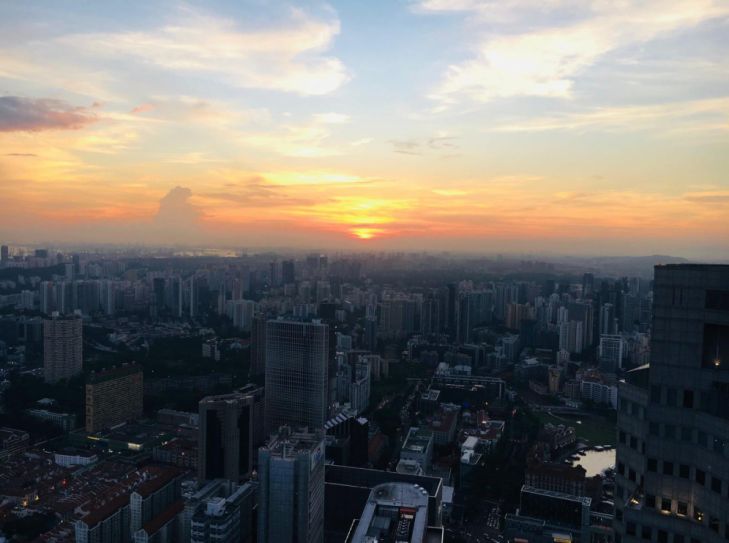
[351,227,384,240]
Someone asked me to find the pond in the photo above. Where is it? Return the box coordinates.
[571,448,615,477]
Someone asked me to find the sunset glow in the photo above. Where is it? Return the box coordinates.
[0,1,728,257]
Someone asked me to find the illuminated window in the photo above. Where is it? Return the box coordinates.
[677,502,688,516]
[661,498,671,513]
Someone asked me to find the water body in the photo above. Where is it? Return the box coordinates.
[572,448,616,477]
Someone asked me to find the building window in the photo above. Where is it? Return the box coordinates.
[627,522,636,536]
[706,289,729,310]
[696,468,706,485]
[710,517,720,533]
[618,462,625,475]
[698,431,708,447]
[663,461,674,476]
[629,468,637,482]
[657,530,668,543]
[664,424,676,439]
[650,422,659,436]
[681,427,692,442]
[661,498,671,513]
[667,388,677,406]
[648,458,657,472]
[677,501,688,516]
[683,390,694,408]
[674,535,684,543]
[651,385,661,402]
[630,436,638,449]
[619,430,626,444]
[642,526,652,540]
[679,464,689,478]
[646,493,656,508]
[712,476,722,494]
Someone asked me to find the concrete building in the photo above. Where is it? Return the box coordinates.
[347,482,442,542]
[43,314,83,383]
[257,426,325,543]
[599,333,624,372]
[615,264,729,543]
[264,320,329,434]
[85,364,143,433]
[401,428,434,472]
[198,391,256,484]
[190,482,256,543]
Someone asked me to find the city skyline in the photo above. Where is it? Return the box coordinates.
[1,1,728,258]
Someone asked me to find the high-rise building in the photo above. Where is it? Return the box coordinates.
[43,314,83,383]
[348,482,433,543]
[189,481,256,543]
[0,245,8,263]
[257,426,325,543]
[264,320,328,434]
[615,264,729,542]
[281,259,295,285]
[599,334,624,373]
[250,315,267,376]
[198,391,256,484]
[85,364,143,433]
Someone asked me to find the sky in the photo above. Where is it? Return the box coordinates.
[0,0,728,258]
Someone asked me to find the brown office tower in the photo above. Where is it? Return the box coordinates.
[44,314,83,383]
[85,364,143,433]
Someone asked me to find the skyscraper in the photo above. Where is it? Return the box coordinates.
[198,391,256,484]
[85,363,143,432]
[615,264,729,542]
[257,426,325,543]
[264,320,328,434]
[43,314,83,383]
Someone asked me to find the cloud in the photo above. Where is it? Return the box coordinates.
[0,96,99,132]
[131,103,155,114]
[5,152,37,157]
[59,7,349,96]
[390,135,459,155]
[420,0,729,105]
[492,97,729,133]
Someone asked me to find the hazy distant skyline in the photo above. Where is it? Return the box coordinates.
[1,1,728,258]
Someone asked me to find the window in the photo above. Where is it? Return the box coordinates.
[712,476,722,494]
[618,462,625,475]
[629,468,636,482]
[657,530,668,543]
[661,498,671,513]
[630,436,638,449]
[663,461,674,476]
[646,493,655,508]
[681,427,692,442]
[619,430,626,444]
[674,535,684,543]
[714,437,725,455]
[642,526,652,540]
[647,458,657,472]
[679,464,689,478]
[677,501,688,516]
[664,424,676,439]
[706,289,729,310]
[651,385,661,402]
[627,522,636,536]
[650,422,659,436]
[710,517,720,533]
[696,468,706,485]
[683,390,694,408]
[698,431,708,447]
[667,388,677,406]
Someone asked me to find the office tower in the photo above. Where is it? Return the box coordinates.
[85,364,143,433]
[250,315,267,376]
[189,481,256,543]
[264,320,328,434]
[600,302,616,335]
[615,264,729,542]
[582,272,595,297]
[281,259,295,284]
[349,483,433,543]
[257,426,325,543]
[198,391,256,484]
[599,334,624,373]
[0,245,8,263]
[43,314,83,383]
